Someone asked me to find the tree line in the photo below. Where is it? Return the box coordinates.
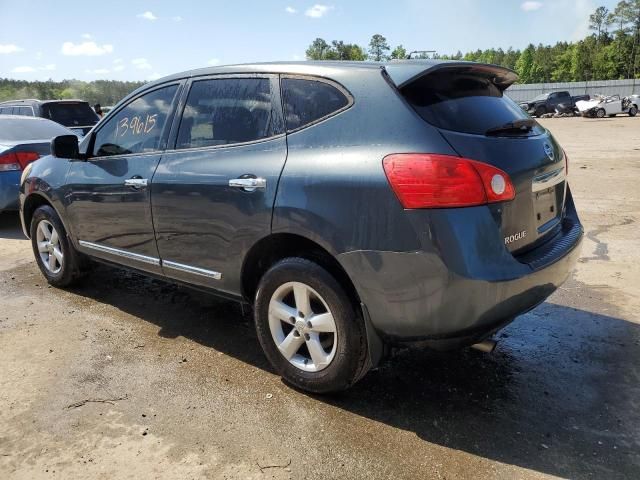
[306,1,640,83]
[0,79,144,106]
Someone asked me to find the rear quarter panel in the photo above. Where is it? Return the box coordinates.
[272,69,458,254]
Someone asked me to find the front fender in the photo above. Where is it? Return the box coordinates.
[19,155,72,239]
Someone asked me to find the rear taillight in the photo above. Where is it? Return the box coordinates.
[0,151,40,172]
[382,153,515,209]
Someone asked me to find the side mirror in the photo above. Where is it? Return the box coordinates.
[51,135,80,159]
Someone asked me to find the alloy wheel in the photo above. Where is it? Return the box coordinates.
[36,219,63,274]
[268,281,338,372]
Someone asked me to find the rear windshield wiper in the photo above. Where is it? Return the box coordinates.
[485,119,536,136]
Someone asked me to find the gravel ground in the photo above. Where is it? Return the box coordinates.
[1,116,639,479]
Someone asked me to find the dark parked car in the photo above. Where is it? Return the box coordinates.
[519,91,590,117]
[0,99,100,136]
[0,116,75,211]
[19,60,583,393]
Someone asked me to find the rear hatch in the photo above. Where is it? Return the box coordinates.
[41,101,99,136]
[393,63,567,253]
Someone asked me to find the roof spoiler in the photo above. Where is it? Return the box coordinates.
[384,62,518,91]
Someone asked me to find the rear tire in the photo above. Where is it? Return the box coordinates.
[629,106,638,117]
[254,257,368,394]
[596,108,606,118]
[30,205,86,287]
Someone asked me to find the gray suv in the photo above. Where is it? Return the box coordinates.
[19,60,583,393]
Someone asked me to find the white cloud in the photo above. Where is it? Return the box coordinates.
[12,66,36,73]
[81,33,92,39]
[147,72,163,81]
[113,64,125,72]
[113,58,123,64]
[61,41,113,56]
[285,6,297,13]
[132,58,152,70]
[137,11,157,21]
[521,1,543,11]
[172,16,183,22]
[41,64,56,71]
[305,4,332,18]
[35,51,43,60]
[292,54,303,61]
[207,58,221,66]
[86,68,110,74]
[0,44,23,54]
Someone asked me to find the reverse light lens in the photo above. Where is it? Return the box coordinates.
[382,153,515,209]
[0,151,40,171]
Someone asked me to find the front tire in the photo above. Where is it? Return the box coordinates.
[596,108,606,118]
[30,205,85,287]
[534,106,546,118]
[254,257,368,393]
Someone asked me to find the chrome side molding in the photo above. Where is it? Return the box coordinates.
[78,240,222,280]
[78,240,160,266]
[162,260,222,280]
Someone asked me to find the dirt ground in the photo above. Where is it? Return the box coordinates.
[1,116,639,480]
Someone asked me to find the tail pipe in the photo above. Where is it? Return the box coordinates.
[471,339,497,353]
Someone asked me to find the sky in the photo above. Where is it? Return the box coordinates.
[0,0,621,82]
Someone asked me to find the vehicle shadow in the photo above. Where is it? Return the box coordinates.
[0,212,26,240]
[69,264,639,479]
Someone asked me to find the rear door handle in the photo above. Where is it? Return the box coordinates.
[124,177,148,189]
[228,177,266,192]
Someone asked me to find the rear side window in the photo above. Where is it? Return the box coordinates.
[41,102,99,127]
[0,107,11,114]
[93,84,179,157]
[176,78,276,149]
[402,69,543,136]
[16,106,33,116]
[282,78,350,131]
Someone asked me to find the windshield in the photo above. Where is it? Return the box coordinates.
[41,102,99,127]
[0,117,72,141]
[401,69,544,136]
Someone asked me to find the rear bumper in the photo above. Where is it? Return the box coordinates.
[0,171,21,211]
[338,195,583,348]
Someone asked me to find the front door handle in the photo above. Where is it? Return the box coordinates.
[228,177,266,192]
[124,177,148,189]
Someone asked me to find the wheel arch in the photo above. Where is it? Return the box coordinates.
[22,193,70,240]
[241,232,361,309]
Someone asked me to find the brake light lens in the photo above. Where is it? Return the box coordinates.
[0,151,40,172]
[382,153,515,209]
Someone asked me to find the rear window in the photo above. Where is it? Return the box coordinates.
[402,70,543,136]
[282,78,350,131]
[0,117,72,141]
[41,102,99,127]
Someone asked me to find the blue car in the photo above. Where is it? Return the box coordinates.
[19,60,583,393]
[0,116,74,212]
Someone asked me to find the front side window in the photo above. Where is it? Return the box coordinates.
[93,85,179,157]
[176,78,275,149]
[282,78,350,131]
